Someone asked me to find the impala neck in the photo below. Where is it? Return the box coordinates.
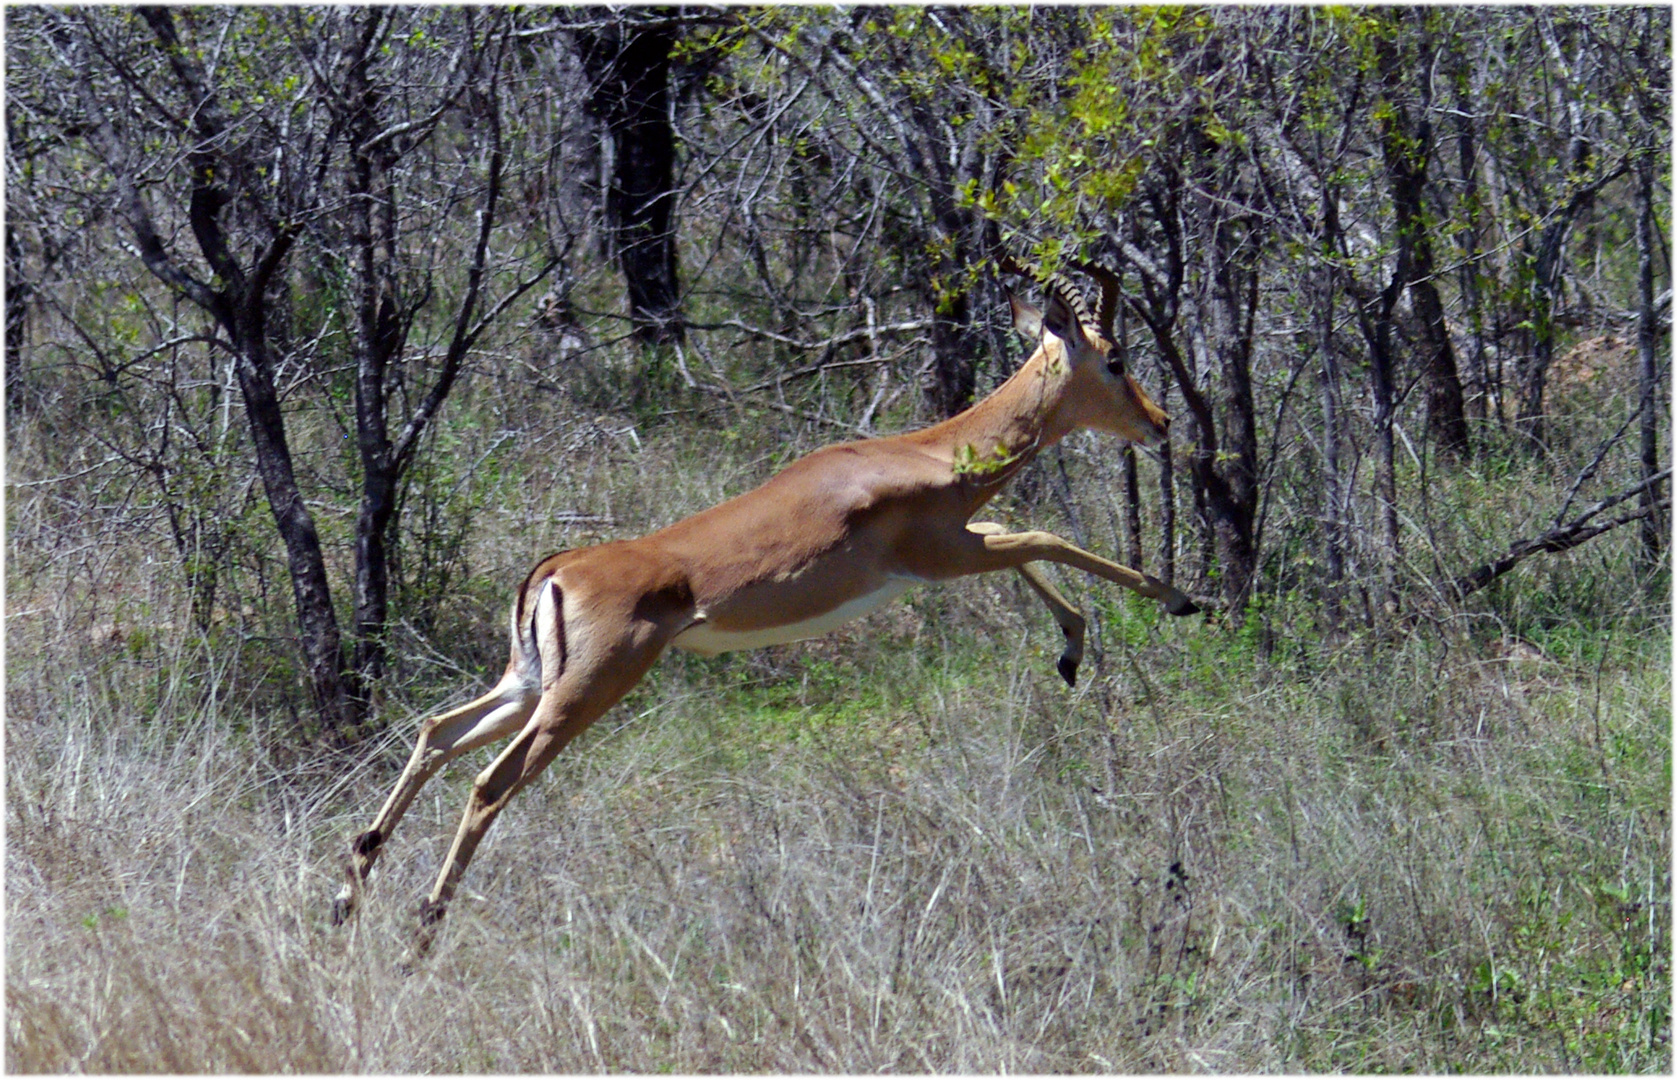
[908,344,1077,500]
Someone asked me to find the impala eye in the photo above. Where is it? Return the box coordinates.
[1106,357,1125,377]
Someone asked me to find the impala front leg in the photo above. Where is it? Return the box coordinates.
[962,523,1200,618]
[967,522,1086,685]
[1016,563,1087,686]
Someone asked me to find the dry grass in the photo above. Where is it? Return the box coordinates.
[6,545,1668,1070]
[6,375,1670,1072]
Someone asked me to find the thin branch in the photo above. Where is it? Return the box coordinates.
[1450,473,1672,601]
[1551,356,1671,527]
[391,42,510,477]
[687,317,934,354]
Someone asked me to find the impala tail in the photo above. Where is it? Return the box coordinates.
[513,552,577,684]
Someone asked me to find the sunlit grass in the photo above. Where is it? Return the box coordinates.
[7,352,1669,1071]
[8,529,1667,1070]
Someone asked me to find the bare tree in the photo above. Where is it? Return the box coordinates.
[1373,10,1469,460]
[25,7,546,735]
[573,9,686,346]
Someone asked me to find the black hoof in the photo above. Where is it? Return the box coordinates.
[1168,596,1200,617]
[1057,655,1078,687]
[405,901,447,965]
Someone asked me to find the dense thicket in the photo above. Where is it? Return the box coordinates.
[7,6,1668,732]
[6,9,1669,1071]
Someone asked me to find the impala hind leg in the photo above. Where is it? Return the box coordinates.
[410,634,669,957]
[333,674,539,924]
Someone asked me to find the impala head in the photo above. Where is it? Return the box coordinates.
[1009,264,1170,447]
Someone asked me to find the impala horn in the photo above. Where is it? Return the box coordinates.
[995,252,1094,331]
[1067,259,1122,345]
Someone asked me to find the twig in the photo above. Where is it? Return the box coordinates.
[685,316,933,355]
[1449,473,1671,601]
[1552,355,1671,527]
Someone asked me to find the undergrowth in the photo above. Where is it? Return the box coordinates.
[7,343,1670,1071]
[7,458,1669,1070]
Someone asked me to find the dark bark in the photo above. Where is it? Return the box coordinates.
[129,7,358,732]
[1405,234,1469,460]
[4,224,30,415]
[1203,213,1261,612]
[926,286,977,418]
[345,9,401,690]
[917,112,995,419]
[232,318,356,730]
[577,13,684,345]
[1376,25,1469,460]
[1120,445,1143,571]
[1156,404,1177,587]
[1636,151,1665,570]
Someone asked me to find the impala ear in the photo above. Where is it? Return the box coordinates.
[1040,287,1086,347]
[1008,291,1042,343]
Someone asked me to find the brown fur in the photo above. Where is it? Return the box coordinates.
[334,280,1197,952]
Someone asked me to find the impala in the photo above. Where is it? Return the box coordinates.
[334,261,1198,951]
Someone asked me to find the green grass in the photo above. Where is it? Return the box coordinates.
[7,363,1669,1071]
[8,555,1666,1070]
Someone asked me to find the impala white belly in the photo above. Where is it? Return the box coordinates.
[671,578,917,656]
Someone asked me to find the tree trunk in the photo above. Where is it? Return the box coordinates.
[4,223,33,417]
[1120,445,1143,570]
[1316,254,1346,624]
[1344,218,1406,618]
[918,104,988,418]
[133,7,359,734]
[335,10,517,716]
[1156,432,1177,587]
[232,321,357,733]
[577,15,684,345]
[1378,27,1469,460]
[345,10,404,698]
[1636,151,1665,571]
[1365,303,1402,618]
[1203,214,1261,614]
[926,287,978,418]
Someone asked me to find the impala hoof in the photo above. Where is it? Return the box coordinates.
[419,898,448,927]
[1056,654,1079,687]
[405,899,448,962]
[331,893,354,926]
[1167,594,1200,617]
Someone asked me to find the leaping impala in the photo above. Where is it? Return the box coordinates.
[334,261,1199,951]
